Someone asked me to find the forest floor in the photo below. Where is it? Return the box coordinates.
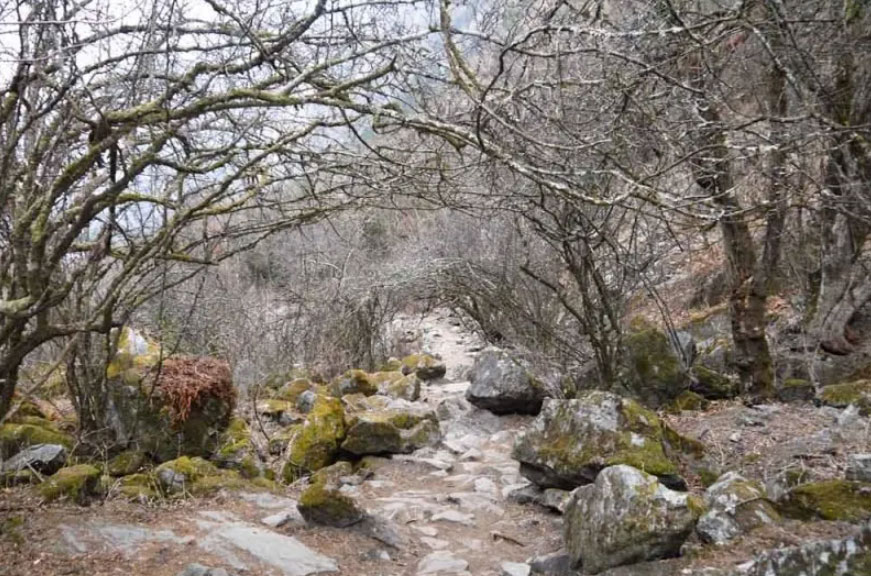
[1,311,867,576]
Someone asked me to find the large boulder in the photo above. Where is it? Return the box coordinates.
[620,320,690,408]
[370,371,421,401]
[564,465,703,574]
[465,351,547,415]
[818,380,871,415]
[213,418,263,479]
[512,392,681,490]
[282,395,345,481]
[340,396,440,455]
[105,329,235,462]
[329,370,378,397]
[696,472,780,544]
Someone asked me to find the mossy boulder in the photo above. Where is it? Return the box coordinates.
[401,353,447,381]
[619,319,690,408]
[0,420,73,459]
[341,398,440,456]
[379,358,403,372]
[776,379,816,403]
[778,480,871,522]
[563,465,703,574]
[666,391,709,413]
[690,365,738,400]
[39,464,101,504]
[697,472,780,544]
[329,370,378,397]
[155,456,218,493]
[256,399,300,425]
[297,462,366,527]
[370,371,421,401]
[283,396,346,481]
[512,392,682,491]
[276,378,314,402]
[818,380,871,415]
[114,473,161,500]
[213,418,263,479]
[105,335,235,462]
[107,450,147,476]
[466,350,547,415]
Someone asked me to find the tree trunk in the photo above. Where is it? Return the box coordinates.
[691,103,774,399]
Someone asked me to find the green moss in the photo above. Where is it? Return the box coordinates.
[666,391,709,413]
[117,473,161,500]
[286,396,345,477]
[156,456,217,481]
[607,434,678,477]
[686,494,707,518]
[107,450,147,476]
[276,378,314,402]
[662,424,706,459]
[780,480,871,522]
[329,370,377,397]
[225,417,250,443]
[0,422,74,458]
[697,467,721,488]
[819,380,871,414]
[378,358,402,372]
[401,354,446,380]
[259,399,294,416]
[11,400,47,420]
[691,365,737,400]
[621,320,687,406]
[298,479,364,527]
[40,465,101,504]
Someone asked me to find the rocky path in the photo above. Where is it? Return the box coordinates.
[1,311,562,576]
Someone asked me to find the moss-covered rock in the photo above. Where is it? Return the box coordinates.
[776,378,816,403]
[401,353,447,381]
[620,319,690,407]
[379,358,403,372]
[666,391,709,413]
[329,370,377,397]
[283,396,346,481]
[39,464,101,504]
[155,456,218,493]
[690,365,738,400]
[341,398,440,456]
[107,450,147,476]
[115,473,161,500]
[697,472,780,544]
[779,480,871,522]
[276,378,314,402]
[297,463,366,528]
[0,421,73,458]
[466,350,547,415]
[105,335,235,462]
[818,380,871,415]
[213,418,263,479]
[370,371,421,401]
[512,392,682,491]
[563,465,702,573]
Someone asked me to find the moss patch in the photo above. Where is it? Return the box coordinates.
[621,319,688,407]
[666,391,709,413]
[819,380,871,414]
[284,396,345,480]
[0,422,73,458]
[780,480,871,522]
[329,370,377,397]
[116,473,161,500]
[107,450,147,476]
[298,478,365,527]
[40,465,101,504]
[276,378,314,402]
[691,365,737,400]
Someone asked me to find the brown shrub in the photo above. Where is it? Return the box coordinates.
[155,356,235,424]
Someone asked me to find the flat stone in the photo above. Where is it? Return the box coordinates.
[417,551,470,575]
[501,561,531,576]
[529,551,572,575]
[195,511,338,575]
[421,537,450,549]
[261,508,306,529]
[356,515,405,549]
[431,509,475,525]
[176,565,233,576]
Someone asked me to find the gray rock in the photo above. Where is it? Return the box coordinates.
[501,561,531,576]
[563,465,701,574]
[431,509,475,525]
[261,507,306,529]
[465,351,547,415]
[176,565,233,576]
[356,514,405,549]
[0,443,66,476]
[417,551,469,575]
[696,472,779,545]
[512,393,680,490]
[671,331,696,367]
[529,551,572,576]
[846,454,871,482]
[296,390,318,414]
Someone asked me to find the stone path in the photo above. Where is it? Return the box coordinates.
[21,311,561,576]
